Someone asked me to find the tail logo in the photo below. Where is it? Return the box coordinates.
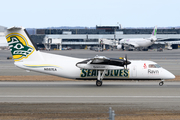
[6,33,34,61]
[153,29,157,36]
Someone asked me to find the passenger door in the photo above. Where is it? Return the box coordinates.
[132,65,137,77]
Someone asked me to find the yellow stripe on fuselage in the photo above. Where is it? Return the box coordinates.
[24,64,60,68]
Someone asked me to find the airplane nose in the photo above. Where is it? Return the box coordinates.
[168,72,175,79]
[163,69,175,79]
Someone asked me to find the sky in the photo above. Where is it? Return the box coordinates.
[0,0,180,28]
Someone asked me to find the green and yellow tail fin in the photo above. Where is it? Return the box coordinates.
[5,27,41,62]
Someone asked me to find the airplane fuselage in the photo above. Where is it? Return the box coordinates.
[6,26,170,86]
[14,51,175,80]
[120,38,153,48]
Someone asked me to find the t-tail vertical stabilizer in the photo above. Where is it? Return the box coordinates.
[5,27,42,62]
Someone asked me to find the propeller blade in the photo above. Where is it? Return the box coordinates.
[123,54,127,69]
[126,55,127,69]
[122,54,131,69]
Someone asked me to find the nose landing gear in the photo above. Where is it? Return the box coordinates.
[159,80,164,86]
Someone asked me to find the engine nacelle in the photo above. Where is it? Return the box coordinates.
[76,64,123,70]
[150,37,157,42]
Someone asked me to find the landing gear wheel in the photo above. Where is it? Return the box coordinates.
[159,81,164,86]
[96,80,102,86]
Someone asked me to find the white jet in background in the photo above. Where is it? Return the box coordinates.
[5,27,174,86]
[117,26,157,50]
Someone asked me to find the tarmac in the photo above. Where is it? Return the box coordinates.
[0,49,180,119]
[0,81,180,105]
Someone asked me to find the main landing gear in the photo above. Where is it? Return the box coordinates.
[96,80,102,86]
[96,70,106,86]
[159,80,164,86]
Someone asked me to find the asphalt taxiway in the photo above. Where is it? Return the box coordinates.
[0,81,180,106]
[0,49,180,119]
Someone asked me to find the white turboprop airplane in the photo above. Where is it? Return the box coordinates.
[5,27,175,86]
[117,26,157,50]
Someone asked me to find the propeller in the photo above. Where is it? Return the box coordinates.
[124,54,131,69]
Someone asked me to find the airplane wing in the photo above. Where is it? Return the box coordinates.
[156,38,171,41]
[126,42,139,47]
[120,39,139,48]
[90,55,109,64]
[76,55,131,69]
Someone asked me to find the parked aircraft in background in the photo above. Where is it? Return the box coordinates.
[5,27,175,86]
[117,26,157,50]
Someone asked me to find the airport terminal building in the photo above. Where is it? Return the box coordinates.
[0,25,180,50]
[30,25,180,50]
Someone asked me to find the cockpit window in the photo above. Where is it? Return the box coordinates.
[148,64,161,68]
[155,64,161,68]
